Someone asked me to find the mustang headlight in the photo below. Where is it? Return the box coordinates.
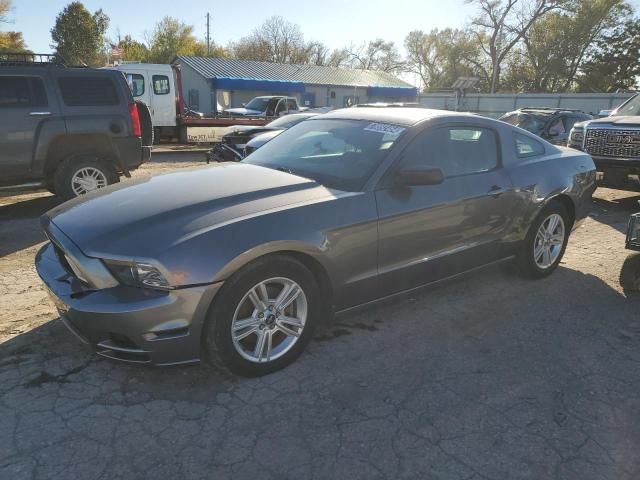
[103,260,172,290]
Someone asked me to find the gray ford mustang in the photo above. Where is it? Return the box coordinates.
[36,108,596,376]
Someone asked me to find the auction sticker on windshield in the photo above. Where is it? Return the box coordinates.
[364,123,406,137]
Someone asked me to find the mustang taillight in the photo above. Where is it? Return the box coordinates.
[129,103,142,138]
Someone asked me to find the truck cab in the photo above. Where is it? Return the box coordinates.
[110,63,177,129]
[568,94,640,190]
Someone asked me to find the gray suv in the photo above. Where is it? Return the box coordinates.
[0,54,152,200]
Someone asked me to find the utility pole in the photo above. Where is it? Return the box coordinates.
[205,12,211,55]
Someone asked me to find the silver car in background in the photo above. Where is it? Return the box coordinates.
[36,108,596,376]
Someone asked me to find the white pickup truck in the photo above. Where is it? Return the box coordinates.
[224,96,305,117]
[109,65,304,143]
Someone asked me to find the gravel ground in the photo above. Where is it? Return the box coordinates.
[1,157,640,479]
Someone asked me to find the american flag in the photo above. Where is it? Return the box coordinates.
[111,46,124,57]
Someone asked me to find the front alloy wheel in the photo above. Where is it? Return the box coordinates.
[231,278,307,363]
[203,255,319,377]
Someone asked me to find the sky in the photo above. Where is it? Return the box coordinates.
[9,0,470,55]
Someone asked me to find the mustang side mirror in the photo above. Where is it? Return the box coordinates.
[395,168,445,187]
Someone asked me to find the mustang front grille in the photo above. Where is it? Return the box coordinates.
[584,128,640,158]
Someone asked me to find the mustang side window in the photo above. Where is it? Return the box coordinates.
[515,132,545,158]
[401,126,498,178]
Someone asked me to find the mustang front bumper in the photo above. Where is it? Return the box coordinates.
[35,242,222,365]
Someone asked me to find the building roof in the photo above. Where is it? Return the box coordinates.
[174,56,414,89]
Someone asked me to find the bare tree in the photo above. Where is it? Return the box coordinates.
[467,0,567,92]
[326,48,350,68]
[0,0,12,24]
[233,16,308,64]
[405,28,483,91]
[347,39,405,73]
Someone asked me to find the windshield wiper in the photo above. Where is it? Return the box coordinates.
[276,167,294,174]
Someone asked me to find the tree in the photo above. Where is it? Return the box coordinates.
[117,35,148,62]
[232,16,308,64]
[145,17,206,63]
[405,28,483,91]
[467,0,567,92]
[501,0,630,92]
[580,18,640,91]
[50,2,109,66]
[347,39,404,73]
[0,31,27,52]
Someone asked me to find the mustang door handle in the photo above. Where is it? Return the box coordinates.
[29,111,52,117]
[487,186,506,197]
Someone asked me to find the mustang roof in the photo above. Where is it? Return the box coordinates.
[315,107,476,126]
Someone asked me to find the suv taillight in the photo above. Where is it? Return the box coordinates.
[129,103,142,138]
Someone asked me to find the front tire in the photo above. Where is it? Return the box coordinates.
[54,155,119,201]
[203,256,320,377]
[518,201,571,279]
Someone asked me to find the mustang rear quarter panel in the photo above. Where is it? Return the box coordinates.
[505,148,596,238]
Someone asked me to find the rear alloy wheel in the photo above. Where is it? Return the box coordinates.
[54,156,119,201]
[533,214,565,269]
[518,202,570,278]
[203,256,319,377]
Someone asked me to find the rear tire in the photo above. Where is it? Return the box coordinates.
[53,155,119,201]
[517,201,571,279]
[202,255,320,377]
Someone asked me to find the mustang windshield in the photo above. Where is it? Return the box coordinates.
[243,119,405,191]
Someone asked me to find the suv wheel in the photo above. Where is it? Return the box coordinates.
[54,155,119,201]
[203,255,320,377]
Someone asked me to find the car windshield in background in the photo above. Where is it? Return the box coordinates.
[614,94,640,116]
[245,97,271,110]
[243,119,405,191]
[501,113,547,135]
[266,115,309,129]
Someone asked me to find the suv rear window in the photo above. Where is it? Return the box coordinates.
[58,76,119,106]
[0,76,48,107]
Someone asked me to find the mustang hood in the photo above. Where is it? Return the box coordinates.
[44,163,328,258]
